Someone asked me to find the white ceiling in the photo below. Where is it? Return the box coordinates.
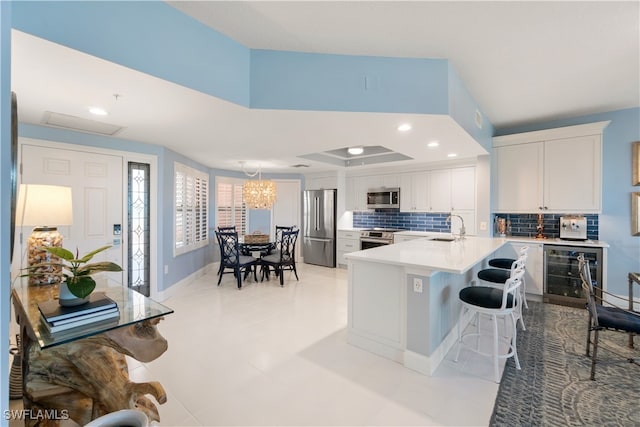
[11,1,639,173]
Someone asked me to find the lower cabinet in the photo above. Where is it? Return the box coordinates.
[337,230,360,267]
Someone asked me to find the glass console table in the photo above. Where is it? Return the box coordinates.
[11,278,174,426]
[12,279,173,349]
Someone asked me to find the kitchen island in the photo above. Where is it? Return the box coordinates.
[345,236,506,376]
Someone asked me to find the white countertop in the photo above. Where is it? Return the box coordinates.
[393,230,609,248]
[345,236,507,274]
[504,236,609,248]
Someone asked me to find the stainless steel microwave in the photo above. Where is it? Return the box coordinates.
[367,188,400,209]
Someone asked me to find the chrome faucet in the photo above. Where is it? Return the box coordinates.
[447,214,466,240]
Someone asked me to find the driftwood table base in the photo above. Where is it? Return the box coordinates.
[22,318,168,426]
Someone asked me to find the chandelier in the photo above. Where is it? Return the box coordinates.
[240,162,277,209]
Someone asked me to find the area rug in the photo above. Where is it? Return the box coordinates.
[490,301,640,427]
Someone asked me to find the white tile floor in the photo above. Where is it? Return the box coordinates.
[126,262,506,426]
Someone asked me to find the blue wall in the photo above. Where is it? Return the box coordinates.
[496,107,640,297]
[250,50,449,114]
[12,1,251,106]
[1,1,12,420]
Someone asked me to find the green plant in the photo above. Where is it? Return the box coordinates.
[26,245,123,298]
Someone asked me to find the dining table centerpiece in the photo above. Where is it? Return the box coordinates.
[25,245,123,306]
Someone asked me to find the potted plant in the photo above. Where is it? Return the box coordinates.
[25,245,123,305]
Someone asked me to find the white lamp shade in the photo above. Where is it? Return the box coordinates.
[16,184,73,227]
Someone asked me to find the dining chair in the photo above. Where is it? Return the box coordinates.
[216,226,237,275]
[215,231,258,289]
[578,254,640,380]
[261,229,299,286]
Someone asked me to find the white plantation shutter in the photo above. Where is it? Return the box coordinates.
[174,163,209,256]
[216,178,247,237]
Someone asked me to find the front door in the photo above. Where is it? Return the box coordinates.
[19,141,124,285]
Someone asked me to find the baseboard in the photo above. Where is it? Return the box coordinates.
[155,263,217,302]
[347,331,404,364]
[404,324,460,376]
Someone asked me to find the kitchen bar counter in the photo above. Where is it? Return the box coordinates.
[505,235,609,248]
[347,235,506,273]
[345,236,506,376]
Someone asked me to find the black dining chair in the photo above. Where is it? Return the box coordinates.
[216,226,237,275]
[578,254,640,380]
[215,231,258,289]
[261,229,299,286]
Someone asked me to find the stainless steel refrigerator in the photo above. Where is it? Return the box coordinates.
[303,189,336,267]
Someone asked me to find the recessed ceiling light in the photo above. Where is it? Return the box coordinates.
[427,141,439,148]
[397,123,412,132]
[447,153,458,158]
[348,146,364,155]
[89,107,108,116]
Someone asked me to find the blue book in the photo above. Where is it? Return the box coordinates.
[38,292,117,322]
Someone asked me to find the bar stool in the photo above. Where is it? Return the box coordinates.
[488,246,530,308]
[477,249,528,330]
[455,269,525,383]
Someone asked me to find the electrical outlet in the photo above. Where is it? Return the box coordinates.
[413,278,423,293]
[164,265,169,274]
[480,221,487,231]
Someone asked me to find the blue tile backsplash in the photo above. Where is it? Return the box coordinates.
[494,213,599,240]
[353,212,453,232]
[353,211,599,239]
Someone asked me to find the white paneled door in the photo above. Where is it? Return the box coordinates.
[271,180,301,257]
[20,142,124,285]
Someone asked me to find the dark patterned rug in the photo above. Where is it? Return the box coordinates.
[490,301,640,427]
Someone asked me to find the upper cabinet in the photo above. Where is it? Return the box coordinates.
[493,121,610,214]
[400,172,430,211]
[345,175,369,211]
[305,174,337,190]
[401,167,475,213]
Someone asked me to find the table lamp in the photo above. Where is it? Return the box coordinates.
[16,184,73,285]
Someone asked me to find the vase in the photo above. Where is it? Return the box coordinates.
[58,282,90,307]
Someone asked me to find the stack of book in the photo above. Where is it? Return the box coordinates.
[38,292,120,333]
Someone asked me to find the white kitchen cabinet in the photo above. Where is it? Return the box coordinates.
[337,230,361,267]
[345,176,369,211]
[428,169,451,212]
[544,135,601,212]
[493,122,608,213]
[305,174,337,190]
[399,172,429,212]
[490,241,544,297]
[356,174,399,192]
[493,142,543,212]
[451,167,476,211]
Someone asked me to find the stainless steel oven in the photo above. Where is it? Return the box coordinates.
[360,229,397,250]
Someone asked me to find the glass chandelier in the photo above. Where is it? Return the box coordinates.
[241,162,277,209]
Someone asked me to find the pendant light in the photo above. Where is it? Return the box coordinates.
[240,162,277,209]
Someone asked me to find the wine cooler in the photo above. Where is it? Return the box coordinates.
[543,245,602,307]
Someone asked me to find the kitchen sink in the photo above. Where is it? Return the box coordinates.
[431,236,456,242]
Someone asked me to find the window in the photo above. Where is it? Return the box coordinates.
[216,177,247,236]
[174,162,209,256]
[128,162,150,295]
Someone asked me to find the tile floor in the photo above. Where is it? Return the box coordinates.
[128,262,504,426]
[9,262,510,426]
